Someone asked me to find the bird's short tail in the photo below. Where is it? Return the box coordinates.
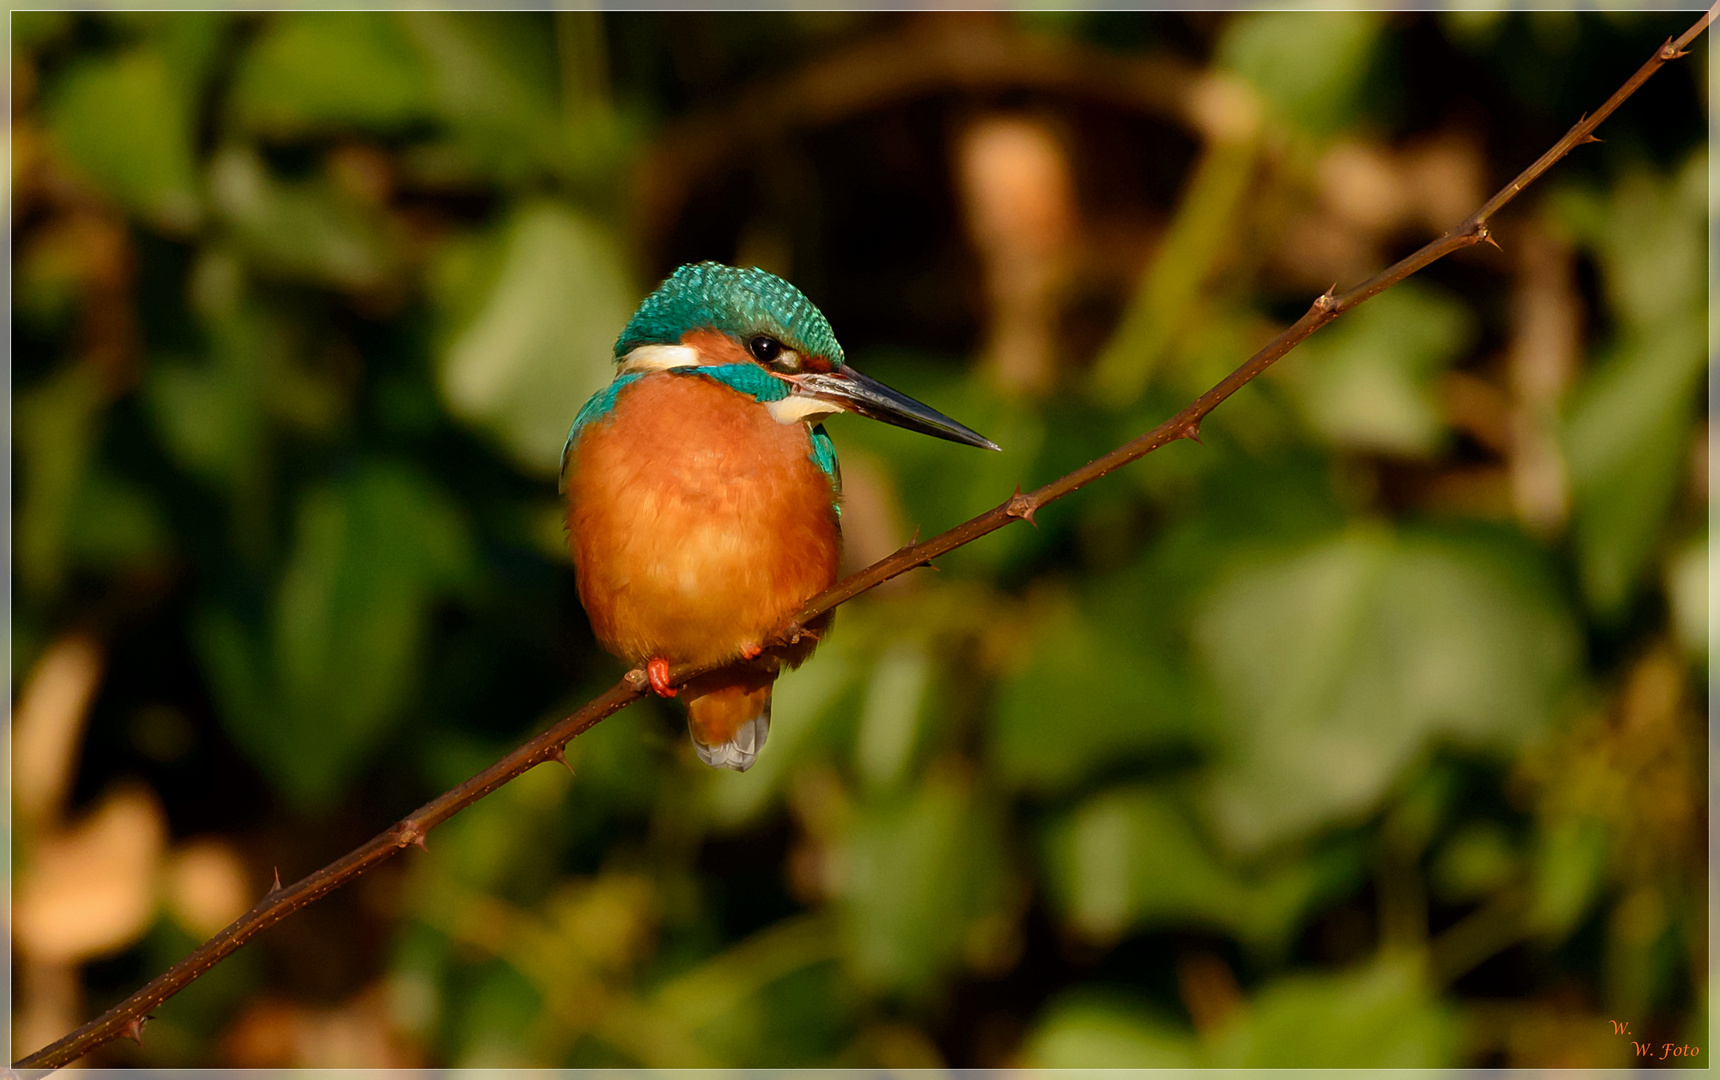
[684,667,776,772]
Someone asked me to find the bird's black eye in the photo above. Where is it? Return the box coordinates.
[748,335,783,363]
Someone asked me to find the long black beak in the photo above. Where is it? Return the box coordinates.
[794,367,1001,451]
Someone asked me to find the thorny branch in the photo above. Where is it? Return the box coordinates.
[18,8,1716,1070]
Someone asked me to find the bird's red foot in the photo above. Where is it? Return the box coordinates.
[739,642,763,660]
[646,657,677,697]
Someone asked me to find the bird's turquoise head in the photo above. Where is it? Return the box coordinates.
[616,262,846,370]
[612,262,999,451]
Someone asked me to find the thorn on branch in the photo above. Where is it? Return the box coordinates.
[269,867,282,894]
[1476,224,1502,251]
[1183,420,1204,444]
[890,527,925,561]
[548,743,575,776]
[1659,38,1687,60]
[1313,288,1338,313]
[119,1015,151,1045]
[1005,485,1039,527]
[394,823,429,852]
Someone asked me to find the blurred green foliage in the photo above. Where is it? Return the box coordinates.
[11,9,1707,1069]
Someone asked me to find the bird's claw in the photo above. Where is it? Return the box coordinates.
[646,657,678,697]
[740,642,763,660]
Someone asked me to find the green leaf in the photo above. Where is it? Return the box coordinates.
[1041,786,1337,952]
[1430,821,1520,903]
[1025,955,1455,1068]
[1525,816,1608,939]
[145,346,265,498]
[143,299,323,524]
[453,960,543,1067]
[45,45,200,229]
[231,12,433,136]
[1021,993,1197,1067]
[15,363,107,598]
[649,916,838,1064]
[434,200,634,477]
[399,11,567,183]
[13,11,73,53]
[422,762,573,901]
[1280,284,1474,457]
[1439,10,1507,52]
[990,596,1199,795]
[853,641,933,791]
[835,771,1010,998]
[208,145,403,292]
[1218,11,1385,136]
[113,12,231,101]
[1554,157,1706,616]
[1208,954,1458,1067]
[1666,532,1706,658]
[15,227,87,337]
[199,462,474,810]
[1563,324,1703,616]
[68,467,172,573]
[1196,526,1579,852]
[1556,156,1706,332]
[191,606,274,772]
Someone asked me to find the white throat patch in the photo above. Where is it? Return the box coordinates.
[765,395,842,426]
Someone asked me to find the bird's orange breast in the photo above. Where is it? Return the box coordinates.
[564,372,841,667]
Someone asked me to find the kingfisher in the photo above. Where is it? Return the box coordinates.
[562,262,998,771]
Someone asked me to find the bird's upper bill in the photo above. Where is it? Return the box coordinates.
[783,366,1000,451]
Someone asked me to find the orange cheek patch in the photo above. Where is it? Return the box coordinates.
[680,328,753,366]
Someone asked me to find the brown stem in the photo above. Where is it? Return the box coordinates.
[17,8,1713,1070]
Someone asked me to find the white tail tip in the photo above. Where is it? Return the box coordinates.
[692,699,772,772]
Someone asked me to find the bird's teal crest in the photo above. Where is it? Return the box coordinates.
[614,263,846,367]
